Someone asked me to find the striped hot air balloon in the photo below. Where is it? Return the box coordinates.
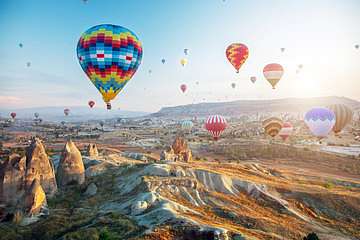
[263,63,284,89]
[262,117,283,138]
[278,122,293,141]
[205,115,227,140]
[327,104,353,134]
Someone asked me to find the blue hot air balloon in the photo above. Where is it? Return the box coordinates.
[304,107,336,138]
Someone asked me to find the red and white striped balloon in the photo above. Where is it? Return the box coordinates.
[204,115,227,140]
[278,122,293,141]
[263,63,284,89]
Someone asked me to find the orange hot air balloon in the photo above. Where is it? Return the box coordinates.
[10,112,16,119]
[88,100,95,108]
[226,43,249,73]
[180,84,187,93]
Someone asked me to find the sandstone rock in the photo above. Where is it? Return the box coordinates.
[0,154,26,205]
[160,137,192,162]
[86,143,98,158]
[25,138,57,196]
[57,140,85,187]
[24,179,46,216]
[84,183,97,197]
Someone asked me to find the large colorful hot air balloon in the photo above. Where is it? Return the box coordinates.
[181,120,193,132]
[279,122,293,141]
[250,76,256,84]
[77,24,143,110]
[327,104,353,134]
[64,108,70,116]
[304,108,335,138]
[180,58,188,67]
[180,84,187,93]
[263,63,284,89]
[88,100,95,108]
[262,117,283,138]
[226,43,249,73]
[205,115,227,140]
[10,112,16,119]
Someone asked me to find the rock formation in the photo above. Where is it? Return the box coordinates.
[24,179,46,216]
[25,138,57,196]
[160,136,192,162]
[57,140,85,187]
[0,154,26,205]
[86,143,98,158]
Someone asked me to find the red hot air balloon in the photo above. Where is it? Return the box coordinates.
[278,122,293,141]
[64,108,70,116]
[263,63,284,89]
[88,100,95,108]
[205,115,227,140]
[226,43,249,73]
[180,84,187,93]
[10,112,16,119]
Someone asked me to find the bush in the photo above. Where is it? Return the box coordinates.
[99,228,117,240]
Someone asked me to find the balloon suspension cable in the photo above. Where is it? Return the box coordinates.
[106,102,111,110]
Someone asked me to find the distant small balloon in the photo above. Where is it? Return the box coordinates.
[250,76,256,83]
[231,83,236,89]
[355,44,359,49]
[196,81,199,85]
[10,112,16,119]
[180,84,187,93]
[19,43,23,48]
[64,108,70,116]
[34,112,39,119]
[184,48,189,55]
[180,58,188,67]
[148,69,152,74]
[161,59,166,64]
[88,100,95,108]
[26,62,31,67]
[280,47,285,52]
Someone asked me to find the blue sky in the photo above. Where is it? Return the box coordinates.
[0,0,360,112]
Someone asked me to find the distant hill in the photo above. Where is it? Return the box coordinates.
[150,96,360,118]
[0,106,149,122]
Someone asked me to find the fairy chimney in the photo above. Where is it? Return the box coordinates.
[57,140,85,187]
[24,179,46,216]
[86,143,98,158]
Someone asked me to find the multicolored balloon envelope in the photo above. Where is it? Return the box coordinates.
[263,63,284,89]
[181,120,193,131]
[304,108,336,138]
[279,122,293,141]
[180,84,187,93]
[88,100,95,108]
[10,112,16,119]
[205,115,227,141]
[327,104,353,134]
[64,108,70,116]
[226,43,249,73]
[77,24,143,109]
[262,117,283,138]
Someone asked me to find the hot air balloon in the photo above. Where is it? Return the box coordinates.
[34,112,39,119]
[180,84,187,93]
[231,83,236,89]
[250,76,256,84]
[304,108,335,138]
[148,69,152,74]
[262,117,283,138]
[280,47,285,53]
[180,58,188,67]
[88,100,95,108]
[298,64,303,69]
[184,48,189,55]
[327,104,353,134]
[196,81,199,85]
[26,62,31,67]
[161,58,166,64]
[181,120,193,132]
[263,63,284,89]
[10,112,16,119]
[19,43,23,48]
[61,121,66,126]
[64,108,70,116]
[205,115,227,140]
[279,122,293,141]
[77,24,143,110]
[355,44,359,49]
[226,43,249,73]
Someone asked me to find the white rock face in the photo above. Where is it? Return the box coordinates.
[141,164,171,177]
[131,201,148,215]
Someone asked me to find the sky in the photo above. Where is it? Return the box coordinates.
[0,0,359,112]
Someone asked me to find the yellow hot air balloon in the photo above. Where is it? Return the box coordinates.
[328,104,353,134]
[180,58,188,67]
[262,117,283,138]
